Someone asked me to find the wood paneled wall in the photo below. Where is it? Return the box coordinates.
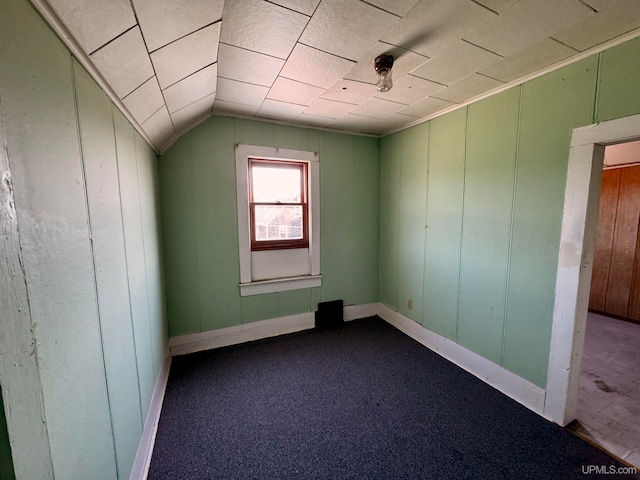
[590,165,640,321]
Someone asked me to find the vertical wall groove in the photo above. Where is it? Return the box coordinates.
[500,84,524,366]
[70,58,120,479]
[112,107,145,430]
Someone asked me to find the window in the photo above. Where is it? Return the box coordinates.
[235,145,321,296]
[249,159,308,251]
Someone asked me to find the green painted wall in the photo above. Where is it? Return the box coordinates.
[380,37,640,388]
[160,118,379,336]
[0,0,167,478]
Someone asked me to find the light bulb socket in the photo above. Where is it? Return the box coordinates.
[374,54,394,92]
[374,54,394,73]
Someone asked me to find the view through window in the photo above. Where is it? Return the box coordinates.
[249,158,308,251]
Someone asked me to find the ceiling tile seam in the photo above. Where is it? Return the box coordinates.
[403,73,448,89]
[277,74,370,98]
[263,0,313,17]
[295,42,360,63]
[217,75,273,90]
[467,0,500,16]
[270,5,314,62]
[312,98,362,109]
[121,74,157,101]
[428,94,462,105]
[146,20,222,55]
[170,92,217,117]
[88,24,138,57]
[160,61,218,92]
[219,41,290,62]
[263,96,317,109]
[355,0,403,19]
[548,36,583,53]
[459,38,505,59]
[577,0,599,13]
[475,71,505,83]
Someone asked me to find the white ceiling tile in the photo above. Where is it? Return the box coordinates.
[256,99,307,121]
[213,100,260,116]
[220,0,308,59]
[142,106,177,149]
[374,74,445,104]
[151,23,220,89]
[378,113,418,131]
[381,0,496,58]
[470,0,520,13]
[170,93,215,132]
[349,97,405,118]
[321,80,375,104]
[303,98,357,119]
[463,0,594,57]
[163,64,217,113]
[552,0,640,52]
[345,42,429,85]
[268,0,321,15]
[432,74,504,104]
[217,44,285,87]
[480,38,577,83]
[216,78,270,107]
[267,77,325,106]
[299,0,400,61]
[332,114,387,134]
[397,96,456,118]
[46,0,136,54]
[411,40,502,86]
[133,0,224,52]
[90,27,154,98]
[122,77,164,124]
[364,0,422,16]
[297,113,337,127]
[280,44,356,89]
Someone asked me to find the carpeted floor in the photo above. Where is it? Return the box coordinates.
[149,317,639,479]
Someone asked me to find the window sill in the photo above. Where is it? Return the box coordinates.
[239,275,322,297]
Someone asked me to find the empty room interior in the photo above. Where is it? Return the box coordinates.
[2,0,640,478]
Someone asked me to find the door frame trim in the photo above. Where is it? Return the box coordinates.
[545,113,640,425]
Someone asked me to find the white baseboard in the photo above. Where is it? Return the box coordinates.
[375,303,547,418]
[344,302,378,321]
[130,353,172,480]
[169,312,316,356]
[169,303,379,356]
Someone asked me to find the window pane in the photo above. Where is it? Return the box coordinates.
[251,164,301,203]
[254,205,303,241]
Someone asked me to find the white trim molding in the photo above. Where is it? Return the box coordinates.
[546,114,640,426]
[130,353,172,480]
[235,144,321,296]
[168,303,380,356]
[239,275,322,296]
[375,304,547,417]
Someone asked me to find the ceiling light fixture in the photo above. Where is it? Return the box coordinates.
[374,54,394,93]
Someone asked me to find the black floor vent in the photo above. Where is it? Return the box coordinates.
[315,300,343,328]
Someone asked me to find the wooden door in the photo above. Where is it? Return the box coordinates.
[589,165,640,321]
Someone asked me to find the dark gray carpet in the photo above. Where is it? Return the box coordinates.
[149,316,639,479]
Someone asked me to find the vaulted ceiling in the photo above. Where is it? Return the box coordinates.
[36,0,640,153]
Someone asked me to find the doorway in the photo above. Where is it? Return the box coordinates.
[546,113,640,430]
[573,144,640,466]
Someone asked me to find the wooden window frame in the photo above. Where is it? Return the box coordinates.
[249,158,309,251]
